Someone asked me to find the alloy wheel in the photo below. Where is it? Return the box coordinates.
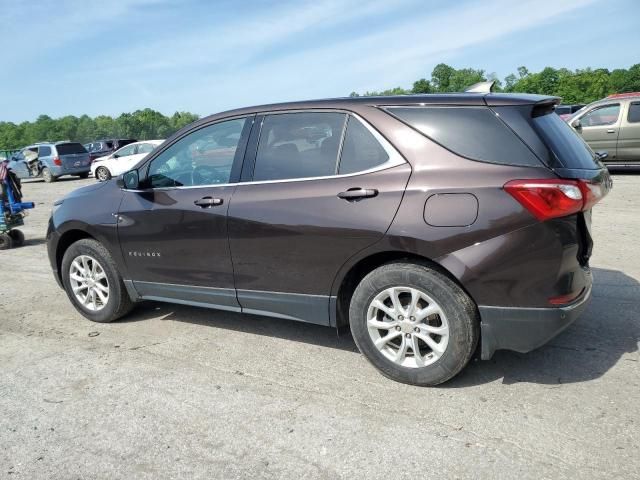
[69,255,110,311]
[366,286,449,368]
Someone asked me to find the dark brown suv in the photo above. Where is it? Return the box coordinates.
[46,93,611,385]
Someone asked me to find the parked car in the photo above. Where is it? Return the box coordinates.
[47,92,611,386]
[91,140,164,181]
[10,142,90,182]
[568,94,640,166]
[85,139,137,163]
[555,104,585,120]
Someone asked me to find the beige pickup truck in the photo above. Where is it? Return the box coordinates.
[568,93,640,166]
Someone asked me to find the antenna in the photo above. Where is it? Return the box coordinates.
[464,80,495,93]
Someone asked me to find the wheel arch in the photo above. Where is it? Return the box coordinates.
[333,250,476,328]
[55,229,96,283]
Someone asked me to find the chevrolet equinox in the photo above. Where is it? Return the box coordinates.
[47,92,612,386]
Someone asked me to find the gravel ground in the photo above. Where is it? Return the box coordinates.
[1,174,638,479]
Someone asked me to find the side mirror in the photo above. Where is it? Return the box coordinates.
[117,169,139,189]
[596,151,608,161]
[571,119,582,130]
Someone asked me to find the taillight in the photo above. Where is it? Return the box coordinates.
[504,178,606,221]
[53,156,62,166]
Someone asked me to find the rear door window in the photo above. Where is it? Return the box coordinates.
[252,112,347,181]
[386,106,541,167]
[56,143,87,155]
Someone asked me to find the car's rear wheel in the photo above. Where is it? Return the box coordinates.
[95,167,111,182]
[61,239,134,322]
[349,262,478,386]
[77,172,89,179]
[42,167,56,183]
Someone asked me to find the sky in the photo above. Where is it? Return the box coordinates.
[0,0,638,122]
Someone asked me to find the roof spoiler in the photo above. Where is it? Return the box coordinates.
[465,80,495,93]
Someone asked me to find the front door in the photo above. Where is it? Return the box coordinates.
[117,117,252,311]
[228,111,411,325]
[575,103,621,159]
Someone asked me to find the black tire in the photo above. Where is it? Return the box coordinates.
[8,229,25,247]
[42,167,56,183]
[349,262,479,386]
[0,233,13,250]
[61,239,134,322]
[95,167,111,182]
[77,172,89,179]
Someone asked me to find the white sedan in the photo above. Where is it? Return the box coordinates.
[91,140,164,181]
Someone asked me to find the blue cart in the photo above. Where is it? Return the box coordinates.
[0,166,35,249]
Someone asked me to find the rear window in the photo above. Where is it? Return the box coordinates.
[532,112,599,170]
[56,143,87,155]
[386,106,541,167]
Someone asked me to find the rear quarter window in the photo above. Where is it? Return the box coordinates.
[56,143,87,155]
[385,106,541,167]
[532,112,599,170]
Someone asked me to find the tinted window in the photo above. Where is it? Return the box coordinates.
[137,143,156,154]
[338,116,388,174]
[56,143,87,155]
[532,112,599,170]
[628,103,640,123]
[555,106,570,115]
[253,112,346,181]
[580,104,620,127]
[38,146,52,157]
[387,106,541,166]
[148,118,246,188]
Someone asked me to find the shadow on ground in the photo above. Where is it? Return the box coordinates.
[118,267,639,386]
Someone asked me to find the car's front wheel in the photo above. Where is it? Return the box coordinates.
[95,167,111,182]
[349,262,479,386]
[61,239,134,322]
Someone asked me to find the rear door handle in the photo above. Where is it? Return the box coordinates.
[337,188,378,200]
[194,196,223,207]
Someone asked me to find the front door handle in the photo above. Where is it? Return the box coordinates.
[194,196,223,208]
[606,129,616,133]
[337,188,378,200]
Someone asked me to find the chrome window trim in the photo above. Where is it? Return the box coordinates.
[129,110,406,192]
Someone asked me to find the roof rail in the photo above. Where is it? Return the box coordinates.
[464,80,495,93]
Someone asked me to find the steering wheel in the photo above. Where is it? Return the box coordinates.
[192,164,227,185]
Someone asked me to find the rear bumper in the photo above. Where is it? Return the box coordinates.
[49,165,91,177]
[479,279,592,360]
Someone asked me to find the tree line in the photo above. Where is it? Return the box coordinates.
[350,63,640,104]
[2,63,639,150]
[0,109,200,151]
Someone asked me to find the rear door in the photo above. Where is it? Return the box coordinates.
[227,111,411,325]
[574,103,622,159]
[616,101,640,162]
